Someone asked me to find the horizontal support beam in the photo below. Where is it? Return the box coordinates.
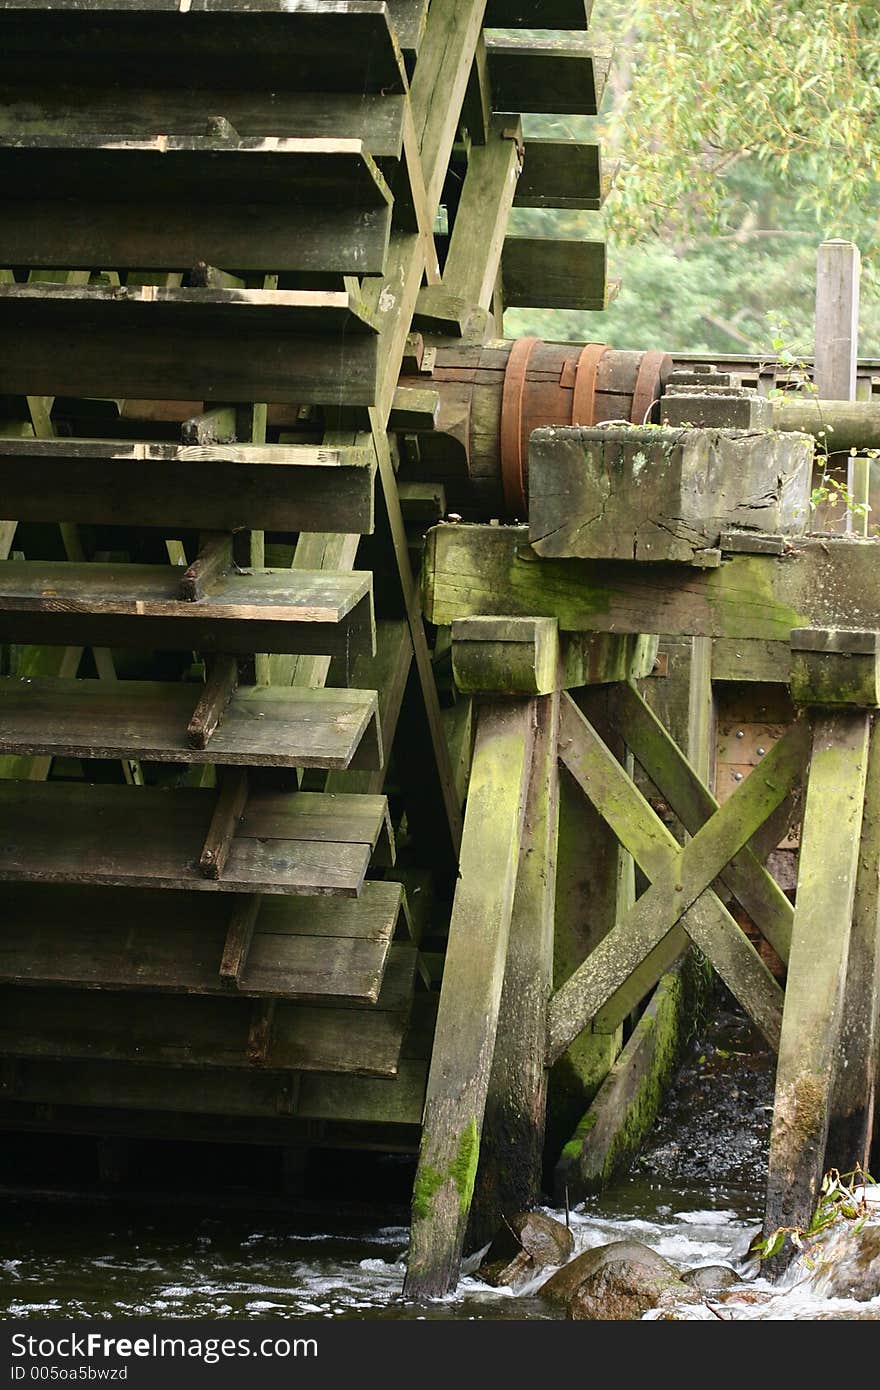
[423,524,880,645]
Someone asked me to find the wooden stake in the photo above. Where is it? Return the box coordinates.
[404,698,535,1299]
[764,712,870,1251]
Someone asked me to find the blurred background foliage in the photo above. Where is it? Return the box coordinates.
[504,2,880,355]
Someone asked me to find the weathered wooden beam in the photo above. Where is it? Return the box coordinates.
[790,628,880,708]
[199,769,250,880]
[422,524,880,644]
[827,717,880,1171]
[764,712,870,1253]
[503,221,606,312]
[451,615,559,695]
[772,397,880,452]
[443,115,522,312]
[547,698,801,1061]
[814,240,860,402]
[405,699,535,1298]
[180,533,234,602]
[611,682,794,963]
[219,895,262,985]
[186,655,239,751]
[409,0,488,212]
[515,138,602,211]
[471,690,559,1239]
[485,34,610,116]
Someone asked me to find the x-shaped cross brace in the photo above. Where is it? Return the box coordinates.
[547,690,810,1064]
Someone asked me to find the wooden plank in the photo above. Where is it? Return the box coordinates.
[200,769,249,880]
[0,562,375,659]
[503,224,606,310]
[405,699,535,1298]
[485,34,610,115]
[0,943,416,1076]
[0,1056,427,1124]
[0,673,377,773]
[0,438,377,534]
[515,137,603,210]
[471,690,559,1239]
[611,681,794,964]
[0,881,403,1003]
[814,239,860,402]
[187,655,239,750]
[547,697,799,1061]
[443,115,523,312]
[0,284,380,409]
[765,713,870,1254]
[409,0,488,211]
[712,638,790,684]
[422,524,880,645]
[0,3,407,95]
[485,0,593,24]
[0,136,393,273]
[826,717,880,1171]
[0,783,386,896]
[0,87,407,161]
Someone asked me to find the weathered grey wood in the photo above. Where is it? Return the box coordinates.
[0,561,375,659]
[0,136,392,273]
[826,718,880,1170]
[219,894,261,983]
[0,438,377,534]
[529,426,813,562]
[409,0,488,211]
[0,949,416,1078]
[772,397,880,452]
[0,284,380,409]
[485,34,610,115]
[0,783,387,896]
[200,768,249,880]
[612,682,794,963]
[765,712,870,1252]
[451,615,559,695]
[0,881,403,1003]
[515,138,602,211]
[471,690,559,1240]
[187,656,239,750]
[180,533,233,602]
[503,223,606,311]
[0,677,382,770]
[547,697,800,1061]
[814,240,860,402]
[0,3,407,95]
[422,523,880,645]
[442,115,522,312]
[405,699,536,1298]
[712,638,791,684]
[0,1055,427,1125]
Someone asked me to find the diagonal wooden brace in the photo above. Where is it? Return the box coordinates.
[547,696,808,1063]
[609,680,794,963]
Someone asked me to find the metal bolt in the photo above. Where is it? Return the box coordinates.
[757,746,766,756]
[736,730,745,739]
[733,772,744,782]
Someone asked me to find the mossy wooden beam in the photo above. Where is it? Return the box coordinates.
[547,697,802,1062]
[764,712,870,1257]
[422,524,880,644]
[790,627,880,708]
[451,615,559,695]
[442,115,522,312]
[611,681,794,964]
[826,717,880,1171]
[470,691,559,1241]
[405,699,536,1299]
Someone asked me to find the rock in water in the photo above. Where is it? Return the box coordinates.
[538,1240,700,1320]
[479,1210,574,1290]
[810,1224,880,1302]
[680,1264,741,1292]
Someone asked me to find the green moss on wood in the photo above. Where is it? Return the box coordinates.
[411,1119,481,1223]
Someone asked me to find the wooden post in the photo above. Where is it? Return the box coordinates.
[764,712,870,1251]
[814,239,861,532]
[469,689,559,1243]
[404,698,535,1299]
[826,715,880,1172]
[814,240,860,402]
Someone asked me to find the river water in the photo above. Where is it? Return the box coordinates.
[2,999,878,1321]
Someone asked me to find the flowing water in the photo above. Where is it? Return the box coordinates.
[2,999,878,1321]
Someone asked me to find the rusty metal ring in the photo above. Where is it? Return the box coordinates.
[500,335,540,517]
[571,342,609,426]
[630,349,674,425]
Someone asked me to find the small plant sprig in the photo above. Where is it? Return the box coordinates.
[750,1166,875,1264]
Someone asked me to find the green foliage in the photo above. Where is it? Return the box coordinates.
[750,1166,875,1264]
[508,5,880,355]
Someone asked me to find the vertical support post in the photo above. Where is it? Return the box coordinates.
[764,711,870,1249]
[814,239,861,531]
[469,690,560,1243]
[826,715,880,1172]
[405,698,535,1299]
